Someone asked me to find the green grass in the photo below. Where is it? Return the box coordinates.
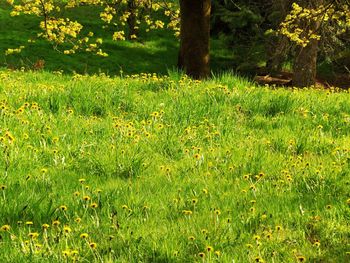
[0,69,349,262]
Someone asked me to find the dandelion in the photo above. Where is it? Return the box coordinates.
[25,221,33,226]
[346,199,350,205]
[191,198,198,205]
[40,168,48,174]
[206,245,213,252]
[182,210,192,215]
[59,205,68,211]
[63,226,72,234]
[83,195,91,201]
[275,225,282,231]
[198,252,205,258]
[80,233,89,239]
[52,220,60,227]
[28,232,39,239]
[1,225,10,231]
[89,242,97,249]
[254,256,265,262]
[122,205,128,209]
[188,236,195,241]
[75,217,81,223]
[74,191,80,197]
[62,250,70,257]
[0,185,6,190]
[193,153,201,160]
[296,256,306,262]
[90,202,98,208]
[79,178,86,184]
[314,241,321,247]
[202,188,208,194]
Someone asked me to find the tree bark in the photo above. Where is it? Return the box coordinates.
[178,0,211,79]
[127,0,138,40]
[293,38,319,87]
[292,0,323,87]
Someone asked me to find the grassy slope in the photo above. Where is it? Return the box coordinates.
[0,70,349,262]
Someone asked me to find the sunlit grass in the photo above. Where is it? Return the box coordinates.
[0,69,349,262]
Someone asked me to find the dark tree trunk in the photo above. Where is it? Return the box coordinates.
[292,0,323,87]
[127,0,138,40]
[178,0,211,79]
[293,38,319,87]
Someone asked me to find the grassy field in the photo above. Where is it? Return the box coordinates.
[0,69,349,262]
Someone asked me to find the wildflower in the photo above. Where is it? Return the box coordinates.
[79,178,86,184]
[90,203,98,208]
[275,225,282,231]
[346,199,350,205]
[206,245,213,252]
[193,153,201,160]
[28,232,39,239]
[214,209,221,215]
[296,256,306,262]
[80,233,89,239]
[74,191,80,197]
[89,242,97,249]
[246,244,253,249]
[1,225,10,231]
[63,226,72,234]
[40,168,48,174]
[52,220,60,226]
[75,217,81,223]
[326,205,332,209]
[314,241,321,247]
[188,236,195,241]
[182,210,193,215]
[122,205,128,209]
[25,221,33,226]
[198,252,205,258]
[254,256,265,262]
[202,188,208,194]
[42,224,49,230]
[0,185,6,190]
[62,250,70,257]
[191,198,198,205]
[59,205,68,211]
[83,195,91,201]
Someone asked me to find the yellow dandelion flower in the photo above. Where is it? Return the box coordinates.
[90,203,98,208]
[63,226,72,234]
[52,220,60,227]
[28,232,39,239]
[83,195,91,201]
[188,236,195,241]
[89,242,97,249]
[198,252,205,258]
[1,225,10,231]
[42,224,49,230]
[79,178,86,184]
[40,168,48,174]
[0,185,6,190]
[59,205,68,211]
[80,233,89,239]
[62,250,70,257]
[25,221,33,226]
[75,217,81,223]
[296,256,306,262]
[206,245,213,252]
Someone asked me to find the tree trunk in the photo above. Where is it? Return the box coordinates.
[178,0,211,79]
[293,38,319,87]
[127,0,138,40]
[292,0,323,87]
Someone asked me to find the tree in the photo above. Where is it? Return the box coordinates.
[6,0,213,79]
[178,0,211,79]
[280,0,350,87]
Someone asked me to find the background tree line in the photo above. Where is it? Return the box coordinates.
[5,0,350,87]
